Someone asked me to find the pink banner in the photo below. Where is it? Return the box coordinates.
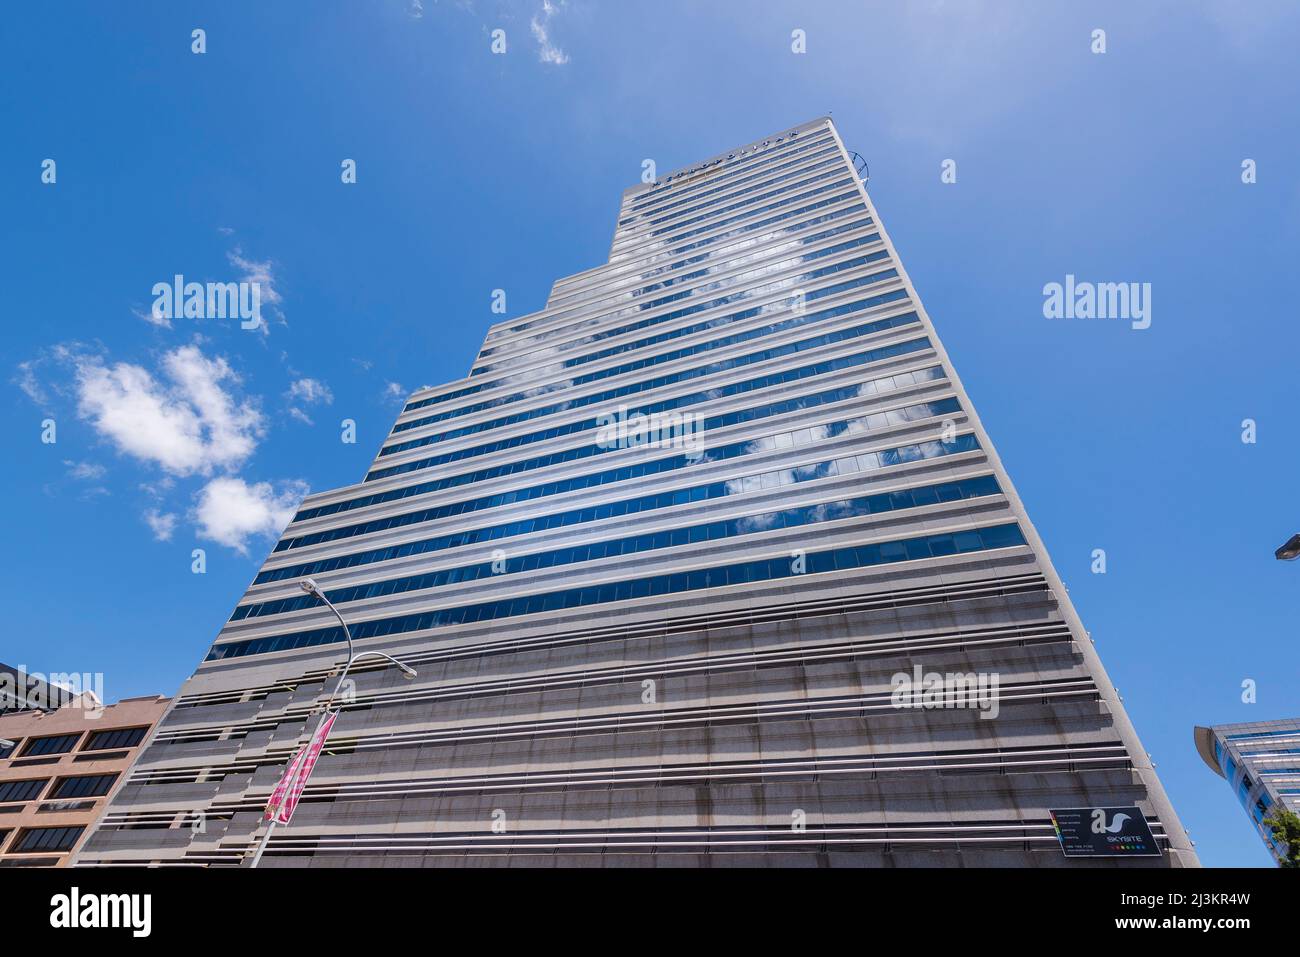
[263,711,338,825]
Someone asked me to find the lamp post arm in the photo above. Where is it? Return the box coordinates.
[314,591,355,661]
[322,651,414,712]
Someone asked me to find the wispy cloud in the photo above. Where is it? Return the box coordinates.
[133,304,172,330]
[285,376,334,425]
[382,381,407,405]
[531,0,570,65]
[64,460,107,482]
[227,247,285,333]
[13,359,50,405]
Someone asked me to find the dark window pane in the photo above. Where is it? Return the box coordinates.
[83,727,148,752]
[19,734,81,757]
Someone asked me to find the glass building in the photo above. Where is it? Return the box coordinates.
[78,118,1195,867]
[1195,718,1300,865]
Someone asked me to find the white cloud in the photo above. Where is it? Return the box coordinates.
[531,0,570,65]
[287,377,333,405]
[72,344,264,477]
[382,381,407,404]
[143,508,178,542]
[408,0,424,19]
[64,460,107,481]
[193,476,309,554]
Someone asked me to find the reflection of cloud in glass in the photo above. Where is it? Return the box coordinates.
[736,512,781,533]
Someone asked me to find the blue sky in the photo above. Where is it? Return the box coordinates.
[2,1,1297,867]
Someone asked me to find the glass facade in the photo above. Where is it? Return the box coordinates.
[1197,718,1300,865]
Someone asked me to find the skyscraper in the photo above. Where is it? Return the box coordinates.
[78,118,1196,867]
[1195,718,1300,865]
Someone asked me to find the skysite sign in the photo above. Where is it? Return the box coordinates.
[1049,806,1162,857]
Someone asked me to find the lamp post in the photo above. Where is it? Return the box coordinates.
[1276,534,1300,561]
[248,578,417,868]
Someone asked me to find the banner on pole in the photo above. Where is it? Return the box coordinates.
[263,711,338,825]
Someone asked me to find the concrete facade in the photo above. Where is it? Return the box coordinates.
[0,695,169,866]
[78,119,1195,867]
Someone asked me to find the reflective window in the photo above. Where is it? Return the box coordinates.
[51,773,118,799]
[385,304,910,456]
[0,779,46,803]
[19,734,81,757]
[210,522,1026,661]
[82,727,148,752]
[236,472,996,622]
[369,330,921,483]
[13,826,84,853]
[279,377,961,554]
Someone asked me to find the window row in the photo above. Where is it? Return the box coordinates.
[2,726,149,759]
[209,522,1027,662]
[527,211,874,360]
[284,379,962,559]
[403,227,888,439]
[473,182,865,382]
[609,175,856,267]
[313,345,929,527]
[542,197,864,329]
[625,149,843,237]
[633,160,845,244]
[473,217,880,379]
[0,773,118,804]
[613,133,834,229]
[444,226,883,420]
[235,463,991,623]
[370,339,929,499]
[384,302,912,457]
[578,206,869,318]
[623,127,818,218]
[259,371,951,583]
[287,357,952,553]
[559,192,865,347]
[497,166,855,349]
[492,219,878,370]
[2,825,85,854]
[376,331,925,488]
[285,415,973,566]
[426,187,865,406]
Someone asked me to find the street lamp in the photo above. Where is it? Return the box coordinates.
[247,578,418,867]
[1276,534,1300,561]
